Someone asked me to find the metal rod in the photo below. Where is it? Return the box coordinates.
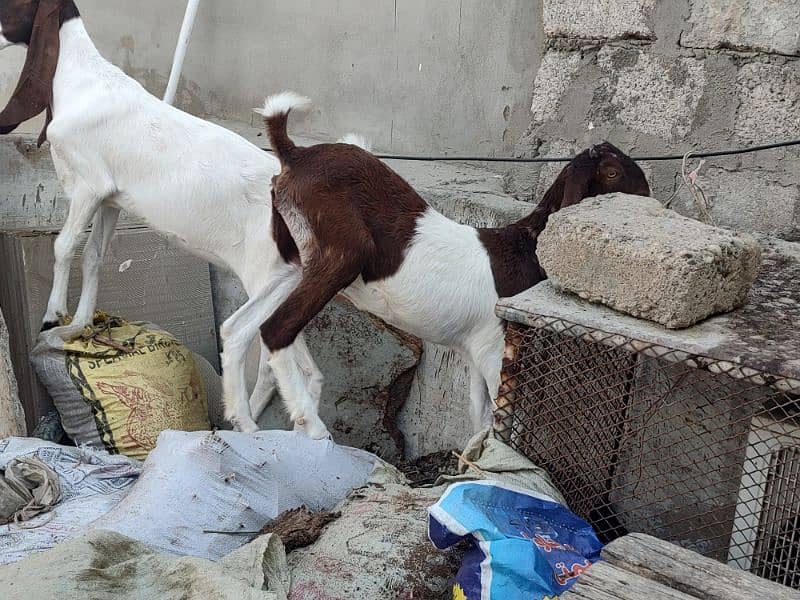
[164,0,202,106]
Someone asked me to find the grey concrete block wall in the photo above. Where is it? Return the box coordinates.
[511,0,800,242]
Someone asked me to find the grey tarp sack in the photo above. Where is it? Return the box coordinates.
[92,429,378,560]
[0,529,290,600]
[0,438,141,565]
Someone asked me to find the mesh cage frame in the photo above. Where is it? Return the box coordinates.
[495,316,800,588]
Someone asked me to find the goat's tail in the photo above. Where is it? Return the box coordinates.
[254,91,312,165]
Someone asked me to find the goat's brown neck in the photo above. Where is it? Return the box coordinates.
[477,181,564,298]
[60,1,80,23]
[513,177,564,232]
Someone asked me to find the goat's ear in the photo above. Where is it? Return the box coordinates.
[0,0,61,145]
[560,164,592,209]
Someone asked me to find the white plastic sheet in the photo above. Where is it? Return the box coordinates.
[92,429,377,560]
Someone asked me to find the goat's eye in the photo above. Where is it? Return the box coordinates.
[606,169,619,179]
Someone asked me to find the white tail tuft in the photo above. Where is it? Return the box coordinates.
[254,91,312,119]
[338,133,372,152]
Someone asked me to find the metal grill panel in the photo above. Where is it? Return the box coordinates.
[497,319,800,586]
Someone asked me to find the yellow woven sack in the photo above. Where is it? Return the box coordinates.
[34,314,211,460]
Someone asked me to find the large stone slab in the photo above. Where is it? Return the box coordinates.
[537,194,762,329]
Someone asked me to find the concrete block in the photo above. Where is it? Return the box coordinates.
[683,0,800,56]
[398,343,472,458]
[0,306,25,438]
[735,62,800,145]
[543,0,656,40]
[537,194,763,329]
[530,51,583,125]
[594,49,706,141]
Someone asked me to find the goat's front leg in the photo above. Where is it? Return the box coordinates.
[248,339,278,421]
[467,360,494,433]
[69,205,121,331]
[42,182,107,334]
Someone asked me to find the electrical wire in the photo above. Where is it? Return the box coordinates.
[368,138,800,163]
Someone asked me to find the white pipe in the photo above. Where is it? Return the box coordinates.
[163,0,201,105]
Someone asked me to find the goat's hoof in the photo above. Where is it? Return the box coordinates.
[230,415,259,434]
[40,320,59,333]
[294,417,330,441]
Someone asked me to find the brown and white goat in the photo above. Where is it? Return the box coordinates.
[255,92,651,434]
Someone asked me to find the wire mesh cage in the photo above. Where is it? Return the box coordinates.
[494,239,800,589]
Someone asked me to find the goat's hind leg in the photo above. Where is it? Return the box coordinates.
[260,257,363,440]
[248,340,278,421]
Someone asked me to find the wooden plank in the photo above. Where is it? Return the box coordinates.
[602,533,800,600]
[561,561,697,600]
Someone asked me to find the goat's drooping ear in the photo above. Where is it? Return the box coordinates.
[560,163,592,209]
[0,0,61,146]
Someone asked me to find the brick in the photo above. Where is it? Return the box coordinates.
[735,62,800,145]
[537,194,762,329]
[530,51,582,125]
[593,49,706,141]
[683,0,800,57]
[543,0,656,40]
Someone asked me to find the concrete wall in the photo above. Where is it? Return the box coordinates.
[0,0,540,156]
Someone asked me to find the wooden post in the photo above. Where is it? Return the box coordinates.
[0,305,25,438]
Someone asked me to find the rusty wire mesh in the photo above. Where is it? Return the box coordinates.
[495,318,800,589]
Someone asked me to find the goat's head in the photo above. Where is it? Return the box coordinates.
[0,0,78,142]
[519,142,650,234]
[558,142,651,209]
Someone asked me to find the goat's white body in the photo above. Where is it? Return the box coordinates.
[35,19,330,435]
[342,208,504,429]
[342,208,500,349]
[49,21,276,288]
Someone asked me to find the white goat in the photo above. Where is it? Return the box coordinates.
[0,1,329,438]
[256,93,652,432]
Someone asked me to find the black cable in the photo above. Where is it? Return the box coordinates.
[371,138,800,163]
[261,138,800,163]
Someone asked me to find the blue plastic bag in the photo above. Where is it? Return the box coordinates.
[428,481,603,599]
